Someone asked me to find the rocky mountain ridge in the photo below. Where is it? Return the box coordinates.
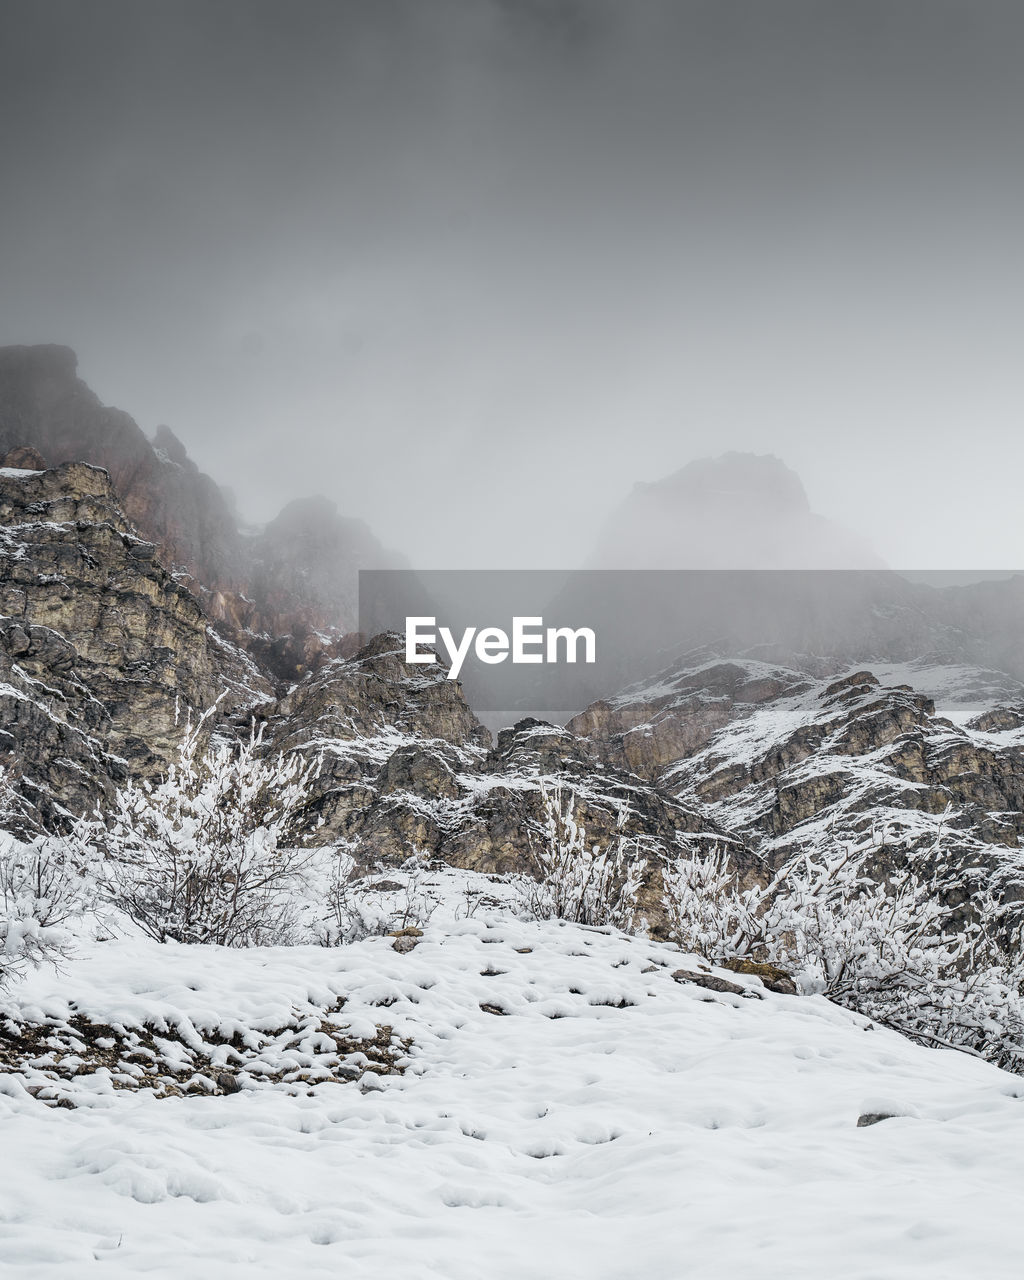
[0,457,757,921]
[570,652,1024,905]
[7,440,1022,939]
[0,460,271,824]
[0,344,403,678]
[2,348,1023,928]
[252,634,760,930]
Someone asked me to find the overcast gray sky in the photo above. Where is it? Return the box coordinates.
[2,0,1023,568]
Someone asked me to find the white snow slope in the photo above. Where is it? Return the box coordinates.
[3,908,1024,1279]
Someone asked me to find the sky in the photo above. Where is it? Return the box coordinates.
[2,0,1023,569]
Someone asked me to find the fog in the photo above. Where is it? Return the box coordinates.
[3,1,1024,569]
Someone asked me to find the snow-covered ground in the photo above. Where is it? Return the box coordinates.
[3,886,1024,1279]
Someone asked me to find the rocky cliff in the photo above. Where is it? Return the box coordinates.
[3,348,1024,926]
[569,653,1024,903]
[0,346,245,597]
[0,457,759,916]
[258,634,756,919]
[0,460,271,824]
[0,344,403,660]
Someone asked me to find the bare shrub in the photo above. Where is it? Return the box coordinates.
[662,841,1024,1070]
[0,773,100,987]
[316,847,439,945]
[94,711,321,947]
[517,783,647,930]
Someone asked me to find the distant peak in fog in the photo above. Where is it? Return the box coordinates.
[652,452,810,512]
[588,452,884,571]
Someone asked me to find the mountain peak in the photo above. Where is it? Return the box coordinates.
[647,452,810,513]
[591,451,881,570]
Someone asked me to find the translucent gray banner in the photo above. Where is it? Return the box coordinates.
[359,569,1024,730]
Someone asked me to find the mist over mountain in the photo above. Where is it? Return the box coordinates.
[0,344,404,674]
[6,5,1024,1273]
[0,345,244,594]
[589,452,884,570]
[9,341,1024,710]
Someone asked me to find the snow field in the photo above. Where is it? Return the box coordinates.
[3,909,1024,1278]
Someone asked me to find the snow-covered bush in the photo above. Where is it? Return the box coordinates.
[316,847,439,945]
[94,712,321,947]
[0,774,100,987]
[519,783,647,930]
[662,841,1024,1070]
[657,841,761,961]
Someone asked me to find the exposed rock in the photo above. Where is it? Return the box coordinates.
[969,706,1024,734]
[0,345,244,597]
[0,461,271,824]
[0,1001,406,1104]
[568,658,812,777]
[270,632,492,754]
[572,653,1024,904]
[389,927,424,953]
[5,347,1024,951]
[259,637,761,932]
[1,446,46,470]
[671,969,751,996]
[0,344,403,653]
[721,957,797,994]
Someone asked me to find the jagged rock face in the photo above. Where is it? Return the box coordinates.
[0,346,244,597]
[270,633,493,755]
[587,452,884,569]
[568,659,814,778]
[0,462,271,823]
[441,719,742,895]
[971,706,1024,734]
[263,639,755,910]
[573,654,1024,895]
[7,346,1023,921]
[0,345,403,650]
[0,615,125,821]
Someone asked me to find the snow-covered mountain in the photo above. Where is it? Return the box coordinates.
[571,653,1024,901]
[4,365,1024,1277]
